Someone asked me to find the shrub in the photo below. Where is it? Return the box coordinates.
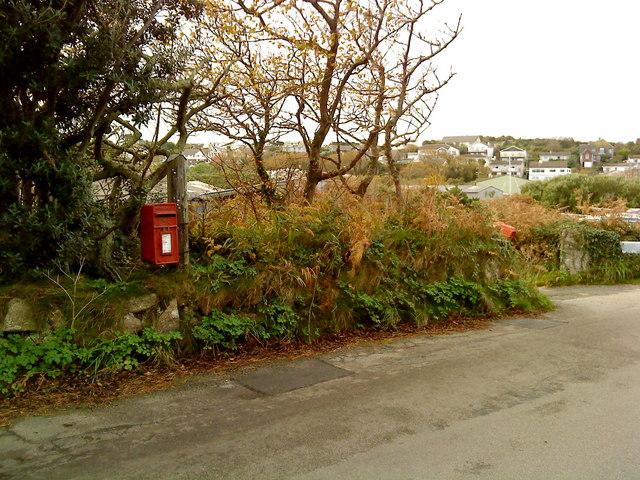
[0,328,182,396]
[193,255,258,293]
[257,301,300,340]
[0,329,77,394]
[186,190,547,337]
[522,175,640,213]
[79,328,183,375]
[192,310,255,350]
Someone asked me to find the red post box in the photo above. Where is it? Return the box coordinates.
[140,203,180,265]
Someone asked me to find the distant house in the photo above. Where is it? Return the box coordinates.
[459,185,504,200]
[468,141,494,158]
[627,155,640,165]
[528,161,572,181]
[539,152,571,162]
[579,144,600,168]
[602,163,639,174]
[418,143,460,159]
[499,146,528,162]
[381,150,419,165]
[281,141,306,154]
[182,146,210,166]
[488,161,525,178]
[405,151,420,162]
[441,136,482,148]
[593,140,615,157]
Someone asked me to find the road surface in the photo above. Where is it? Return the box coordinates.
[2,284,640,479]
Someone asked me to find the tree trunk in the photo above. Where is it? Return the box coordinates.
[354,143,381,197]
[385,132,402,201]
[253,150,276,204]
[95,230,121,281]
[303,148,323,203]
[168,155,189,269]
[303,173,320,203]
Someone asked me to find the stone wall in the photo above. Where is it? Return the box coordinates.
[1,293,181,335]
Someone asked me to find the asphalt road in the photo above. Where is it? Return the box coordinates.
[3,284,640,479]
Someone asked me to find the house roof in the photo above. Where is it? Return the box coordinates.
[442,135,480,143]
[182,148,204,157]
[539,151,571,157]
[500,146,526,153]
[489,160,525,166]
[476,175,529,191]
[579,144,595,152]
[529,161,569,169]
[420,143,454,151]
[604,163,632,168]
[460,185,502,194]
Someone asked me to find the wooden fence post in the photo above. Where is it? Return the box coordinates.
[167,154,189,268]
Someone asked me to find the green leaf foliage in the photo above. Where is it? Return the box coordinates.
[0,328,182,396]
[522,175,640,213]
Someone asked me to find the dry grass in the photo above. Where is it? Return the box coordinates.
[488,195,563,241]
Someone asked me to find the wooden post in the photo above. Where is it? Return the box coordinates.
[166,158,176,203]
[167,154,189,268]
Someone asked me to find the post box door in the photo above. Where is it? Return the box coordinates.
[140,203,180,265]
[154,226,179,264]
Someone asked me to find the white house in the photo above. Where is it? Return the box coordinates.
[281,141,307,153]
[405,151,420,162]
[468,141,494,158]
[500,146,528,162]
[528,161,572,181]
[539,152,571,162]
[603,163,639,174]
[627,155,640,165]
[418,143,460,159]
[488,161,525,178]
[182,147,209,166]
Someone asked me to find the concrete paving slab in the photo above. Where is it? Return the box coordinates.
[503,318,566,330]
[234,358,352,395]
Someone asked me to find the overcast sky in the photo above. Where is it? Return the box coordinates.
[425,0,640,143]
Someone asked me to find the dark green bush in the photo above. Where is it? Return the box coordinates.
[192,310,255,350]
[0,328,182,396]
[257,301,300,340]
[522,175,640,212]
